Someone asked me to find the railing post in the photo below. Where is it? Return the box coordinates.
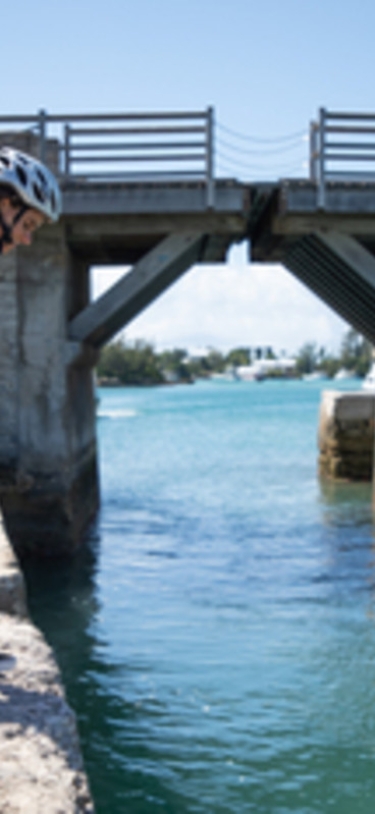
[38,109,47,164]
[206,106,215,209]
[317,107,326,209]
[64,125,71,176]
[309,120,318,182]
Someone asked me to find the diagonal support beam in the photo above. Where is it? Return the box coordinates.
[68,232,206,348]
[318,231,375,288]
[284,231,375,345]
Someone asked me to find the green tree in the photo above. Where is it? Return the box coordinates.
[157,349,192,383]
[97,341,128,381]
[339,329,372,377]
[295,342,320,375]
[97,339,163,385]
[186,348,225,379]
[225,347,251,367]
[204,348,225,373]
[319,353,341,378]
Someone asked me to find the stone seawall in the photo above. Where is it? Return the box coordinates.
[319,391,375,480]
[0,515,95,813]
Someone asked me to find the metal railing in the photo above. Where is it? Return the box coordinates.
[0,108,215,207]
[310,108,375,207]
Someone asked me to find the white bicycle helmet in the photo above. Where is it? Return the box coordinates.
[0,146,61,222]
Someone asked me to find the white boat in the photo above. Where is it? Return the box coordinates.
[210,368,240,382]
[236,364,266,382]
[334,368,357,381]
[362,362,375,390]
[302,371,328,382]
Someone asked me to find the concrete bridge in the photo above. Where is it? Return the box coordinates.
[2,107,375,556]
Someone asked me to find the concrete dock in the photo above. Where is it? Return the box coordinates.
[0,516,94,813]
[319,390,375,480]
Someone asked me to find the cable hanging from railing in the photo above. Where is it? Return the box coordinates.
[217,135,306,156]
[214,118,309,179]
[216,119,307,144]
[216,153,306,177]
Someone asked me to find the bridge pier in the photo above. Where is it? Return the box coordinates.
[0,225,99,557]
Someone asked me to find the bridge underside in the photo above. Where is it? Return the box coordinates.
[64,179,249,352]
[249,181,375,346]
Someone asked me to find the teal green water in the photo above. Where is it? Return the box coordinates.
[25,379,375,813]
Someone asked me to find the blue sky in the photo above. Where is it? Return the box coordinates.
[7,0,375,353]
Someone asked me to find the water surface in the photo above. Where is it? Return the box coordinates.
[25,379,375,813]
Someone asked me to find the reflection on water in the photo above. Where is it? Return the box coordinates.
[23,381,375,813]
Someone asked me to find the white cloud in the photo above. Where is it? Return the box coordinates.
[91,247,348,356]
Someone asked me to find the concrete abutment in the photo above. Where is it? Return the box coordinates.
[318,391,375,481]
[0,226,99,557]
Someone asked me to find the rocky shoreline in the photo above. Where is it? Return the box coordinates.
[0,515,95,813]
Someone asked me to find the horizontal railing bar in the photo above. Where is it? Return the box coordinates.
[323,176,375,184]
[0,111,207,125]
[326,126,375,135]
[68,170,206,179]
[325,153,375,161]
[325,142,375,150]
[69,153,207,163]
[324,170,375,175]
[68,141,205,152]
[69,125,206,137]
[0,115,40,124]
[324,112,375,121]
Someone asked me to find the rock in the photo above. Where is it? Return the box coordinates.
[0,514,95,812]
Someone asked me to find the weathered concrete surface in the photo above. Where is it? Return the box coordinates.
[318,390,375,480]
[0,516,95,813]
[0,229,99,556]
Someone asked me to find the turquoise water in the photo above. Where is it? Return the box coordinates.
[25,379,375,813]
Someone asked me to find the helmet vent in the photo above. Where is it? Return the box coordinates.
[33,183,45,203]
[15,165,27,187]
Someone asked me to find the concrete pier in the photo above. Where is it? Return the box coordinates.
[0,513,94,812]
[318,391,375,480]
[0,226,99,557]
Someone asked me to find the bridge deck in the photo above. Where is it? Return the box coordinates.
[62,178,250,264]
[249,180,375,262]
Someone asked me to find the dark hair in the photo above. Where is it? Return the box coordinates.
[0,184,24,209]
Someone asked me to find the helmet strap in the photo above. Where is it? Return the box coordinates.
[0,212,13,254]
[0,204,30,254]
[11,204,29,226]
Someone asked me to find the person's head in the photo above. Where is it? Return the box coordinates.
[0,147,61,255]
